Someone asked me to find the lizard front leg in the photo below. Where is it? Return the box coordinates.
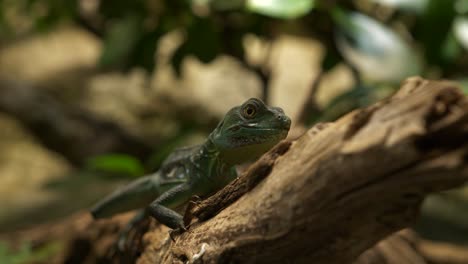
[148,183,194,230]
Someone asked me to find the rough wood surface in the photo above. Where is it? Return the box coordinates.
[5,77,467,264]
[355,230,427,264]
[143,77,467,264]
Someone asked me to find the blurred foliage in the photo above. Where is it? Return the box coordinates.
[86,153,146,178]
[246,0,315,19]
[417,187,468,244]
[2,0,467,116]
[0,241,62,264]
[1,0,467,147]
[0,242,31,264]
[1,0,468,167]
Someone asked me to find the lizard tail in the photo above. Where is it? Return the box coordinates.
[90,175,160,219]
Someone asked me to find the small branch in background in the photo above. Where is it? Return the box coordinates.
[0,79,153,166]
[217,12,273,103]
[355,230,427,264]
[237,57,271,103]
[358,229,468,264]
[258,41,273,102]
[417,237,468,264]
[250,63,270,103]
[296,70,323,125]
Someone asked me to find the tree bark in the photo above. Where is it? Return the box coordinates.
[5,77,467,263]
[151,77,468,264]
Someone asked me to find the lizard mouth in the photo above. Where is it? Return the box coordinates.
[229,128,289,147]
[239,125,290,133]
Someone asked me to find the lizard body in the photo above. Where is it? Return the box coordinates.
[90,98,291,234]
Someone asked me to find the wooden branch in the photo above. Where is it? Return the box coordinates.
[145,77,468,263]
[356,229,468,264]
[7,77,467,264]
[416,237,468,264]
[0,79,152,165]
[186,139,292,225]
[354,230,427,264]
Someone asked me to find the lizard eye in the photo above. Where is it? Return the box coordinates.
[242,104,257,119]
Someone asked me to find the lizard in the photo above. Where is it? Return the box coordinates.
[90,98,291,246]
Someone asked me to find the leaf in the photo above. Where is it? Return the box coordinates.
[440,31,462,63]
[367,0,429,13]
[99,15,142,69]
[455,0,468,14]
[318,84,373,122]
[321,47,343,72]
[246,0,315,19]
[130,30,161,72]
[209,0,245,11]
[31,0,80,32]
[99,0,146,18]
[457,79,468,94]
[0,241,32,264]
[0,7,9,36]
[454,16,468,50]
[86,154,145,178]
[413,0,456,66]
[171,17,221,75]
[316,83,396,123]
[333,9,422,83]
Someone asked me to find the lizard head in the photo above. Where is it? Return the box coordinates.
[209,98,291,164]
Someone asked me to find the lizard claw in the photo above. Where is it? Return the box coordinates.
[115,226,132,252]
[117,236,127,251]
[183,195,202,226]
[190,195,202,203]
[169,225,187,242]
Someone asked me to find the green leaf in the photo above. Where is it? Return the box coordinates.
[368,0,429,13]
[321,48,343,71]
[440,30,462,63]
[455,0,468,15]
[209,0,245,11]
[318,85,372,122]
[246,0,315,19]
[30,0,80,32]
[333,10,422,83]
[0,241,32,264]
[454,16,468,50]
[414,0,456,66]
[457,79,468,94]
[171,17,221,75]
[130,30,161,72]
[315,83,396,123]
[99,0,146,18]
[86,154,145,178]
[99,15,142,69]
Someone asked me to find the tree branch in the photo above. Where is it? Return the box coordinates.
[5,77,467,264]
[151,77,468,263]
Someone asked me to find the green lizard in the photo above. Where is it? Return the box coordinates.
[90,98,291,245]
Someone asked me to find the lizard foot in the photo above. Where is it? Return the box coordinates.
[117,232,130,252]
[169,225,187,242]
[183,195,202,226]
[114,210,148,251]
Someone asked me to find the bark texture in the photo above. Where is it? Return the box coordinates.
[151,77,468,264]
[6,77,467,264]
